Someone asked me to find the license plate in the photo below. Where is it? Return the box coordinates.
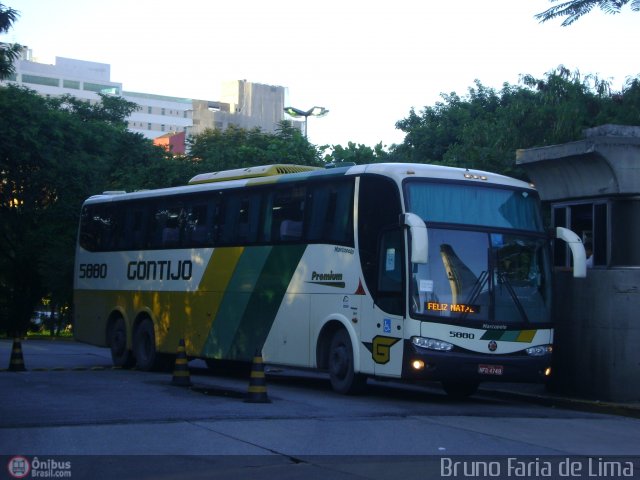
[478,364,504,375]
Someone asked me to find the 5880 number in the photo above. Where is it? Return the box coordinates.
[79,263,108,279]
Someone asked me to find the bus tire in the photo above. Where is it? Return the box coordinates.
[108,316,134,368]
[133,318,161,371]
[328,329,366,395]
[442,381,479,399]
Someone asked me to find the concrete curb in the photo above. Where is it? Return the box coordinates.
[480,386,640,419]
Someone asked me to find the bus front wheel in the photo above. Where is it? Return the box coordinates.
[108,317,134,368]
[328,329,366,395]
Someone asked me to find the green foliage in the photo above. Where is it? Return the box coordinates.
[324,141,390,165]
[187,121,323,172]
[186,121,396,172]
[0,3,22,80]
[53,93,140,129]
[0,85,170,336]
[536,0,640,26]
[392,67,640,179]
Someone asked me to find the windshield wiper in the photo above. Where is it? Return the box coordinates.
[460,270,488,321]
[498,272,530,324]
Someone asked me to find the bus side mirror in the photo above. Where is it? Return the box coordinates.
[401,213,428,264]
[556,227,587,278]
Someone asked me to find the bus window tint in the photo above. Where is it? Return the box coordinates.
[270,186,306,242]
[79,204,120,252]
[218,191,261,245]
[125,204,150,250]
[184,202,210,246]
[308,180,354,245]
[78,178,356,251]
[152,203,185,248]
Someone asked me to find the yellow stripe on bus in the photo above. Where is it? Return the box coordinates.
[516,330,537,343]
[185,247,244,353]
[74,247,246,357]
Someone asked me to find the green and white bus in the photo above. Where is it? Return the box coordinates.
[74,163,586,397]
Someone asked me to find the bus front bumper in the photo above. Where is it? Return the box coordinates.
[401,341,552,384]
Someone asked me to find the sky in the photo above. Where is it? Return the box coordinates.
[2,0,639,149]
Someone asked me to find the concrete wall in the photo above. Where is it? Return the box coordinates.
[551,268,640,401]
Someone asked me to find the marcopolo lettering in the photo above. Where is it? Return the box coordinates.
[127,260,193,281]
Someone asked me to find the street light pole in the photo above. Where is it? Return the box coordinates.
[283,106,329,138]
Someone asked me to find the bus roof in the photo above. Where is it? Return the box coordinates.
[84,163,534,205]
[188,164,321,185]
[352,163,533,190]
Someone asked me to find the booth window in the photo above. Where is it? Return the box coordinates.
[552,201,608,268]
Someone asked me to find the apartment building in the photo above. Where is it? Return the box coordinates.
[2,52,294,150]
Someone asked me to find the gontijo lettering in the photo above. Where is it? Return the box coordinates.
[127,260,192,280]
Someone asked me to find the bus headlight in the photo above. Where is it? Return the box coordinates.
[526,345,553,357]
[412,336,454,352]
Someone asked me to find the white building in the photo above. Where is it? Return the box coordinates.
[2,53,295,143]
[124,91,193,140]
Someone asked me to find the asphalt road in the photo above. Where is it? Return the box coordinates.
[1,339,639,479]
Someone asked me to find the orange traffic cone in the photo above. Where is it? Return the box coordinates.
[8,338,26,372]
[245,351,270,403]
[171,339,191,387]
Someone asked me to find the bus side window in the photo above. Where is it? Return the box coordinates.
[218,191,261,245]
[377,228,405,316]
[79,205,99,251]
[79,204,121,252]
[152,203,184,249]
[308,180,354,246]
[358,174,402,307]
[128,206,149,250]
[270,186,306,242]
[185,202,210,246]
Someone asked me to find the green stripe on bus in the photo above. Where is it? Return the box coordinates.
[500,330,521,342]
[480,329,538,342]
[480,330,503,341]
[228,244,307,361]
[202,247,272,359]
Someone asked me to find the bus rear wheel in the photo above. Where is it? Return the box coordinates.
[133,319,165,371]
[108,317,134,368]
[328,329,366,395]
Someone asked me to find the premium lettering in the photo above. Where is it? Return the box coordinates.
[311,271,343,281]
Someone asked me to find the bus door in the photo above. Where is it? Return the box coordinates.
[361,227,405,378]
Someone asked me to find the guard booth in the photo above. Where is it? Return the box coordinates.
[517,125,640,402]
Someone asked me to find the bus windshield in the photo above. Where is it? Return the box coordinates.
[405,181,543,232]
[410,229,552,325]
[405,180,551,325]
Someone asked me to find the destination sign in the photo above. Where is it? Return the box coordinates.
[425,302,481,314]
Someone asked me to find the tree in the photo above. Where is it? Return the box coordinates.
[0,85,172,336]
[0,3,22,79]
[536,0,640,26]
[324,141,390,165]
[187,121,323,172]
[392,67,640,179]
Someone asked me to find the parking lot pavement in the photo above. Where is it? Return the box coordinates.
[2,338,639,419]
